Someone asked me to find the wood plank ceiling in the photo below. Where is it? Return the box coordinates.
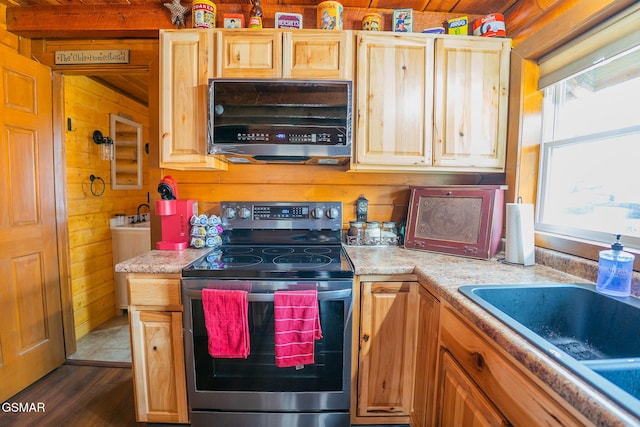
[0,0,616,107]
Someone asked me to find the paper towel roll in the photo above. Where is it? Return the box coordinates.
[505,203,535,266]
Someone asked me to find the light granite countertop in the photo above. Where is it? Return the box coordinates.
[115,248,208,274]
[115,245,639,426]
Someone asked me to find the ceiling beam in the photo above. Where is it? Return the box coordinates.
[6,5,170,38]
[7,3,482,38]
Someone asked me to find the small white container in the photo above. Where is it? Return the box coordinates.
[381,221,398,245]
[365,221,381,245]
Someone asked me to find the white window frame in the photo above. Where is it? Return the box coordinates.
[534,4,640,265]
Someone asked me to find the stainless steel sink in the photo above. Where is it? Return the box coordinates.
[459,283,640,419]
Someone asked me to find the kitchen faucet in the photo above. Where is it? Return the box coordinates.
[136,203,150,223]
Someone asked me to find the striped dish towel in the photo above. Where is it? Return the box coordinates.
[273,289,322,368]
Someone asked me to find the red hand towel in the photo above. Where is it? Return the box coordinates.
[274,290,322,368]
[202,289,250,358]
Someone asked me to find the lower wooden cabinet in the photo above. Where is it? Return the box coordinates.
[410,282,440,427]
[127,273,189,424]
[438,351,508,426]
[352,276,419,425]
[436,302,593,427]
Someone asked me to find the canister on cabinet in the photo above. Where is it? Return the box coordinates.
[318,1,343,30]
[192,0,216,28]
[362,13,382,31]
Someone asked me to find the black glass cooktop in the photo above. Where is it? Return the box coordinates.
[182,244,354,279]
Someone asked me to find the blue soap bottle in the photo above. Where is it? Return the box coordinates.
[596,234,634,297]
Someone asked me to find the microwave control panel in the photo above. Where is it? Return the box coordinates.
[214,127,347,145]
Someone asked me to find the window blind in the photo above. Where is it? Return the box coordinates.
[538,3,640,89]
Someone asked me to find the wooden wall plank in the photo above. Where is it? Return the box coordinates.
[159,166,496,229]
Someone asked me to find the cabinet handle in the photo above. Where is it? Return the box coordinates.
[362,334,370,342]
[153,346,157,351]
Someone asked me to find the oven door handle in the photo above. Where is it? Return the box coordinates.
[247,288,352,302]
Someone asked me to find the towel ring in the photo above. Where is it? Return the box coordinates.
[89,174,105,196]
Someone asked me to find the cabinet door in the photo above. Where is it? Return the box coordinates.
[217,29,282,78]
[437,351,509,427]
[433,37,510,170]
[159,30,227,170]
[283,30,353,80]
[411,284,440,427]
[129,309,189,423]
[354,33,434,170]
[358,281,418,419]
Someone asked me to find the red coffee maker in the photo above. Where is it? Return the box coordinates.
[156,176,197,250]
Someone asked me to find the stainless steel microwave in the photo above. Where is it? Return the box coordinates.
[208,79,352,165]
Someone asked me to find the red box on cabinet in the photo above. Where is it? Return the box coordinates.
[404,185,506,259]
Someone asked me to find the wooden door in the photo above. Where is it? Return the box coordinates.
[358,281,418,420]
[354,33,434,169]
[432,37,510,170]
[0,44,65,401]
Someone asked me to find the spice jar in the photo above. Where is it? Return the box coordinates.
[381,221,398,245]
[348,221,365,245]
[365,221,381,245]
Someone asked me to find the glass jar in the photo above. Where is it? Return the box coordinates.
[381,221,398,245]
[365,221,381,245]
[348,221,365,245]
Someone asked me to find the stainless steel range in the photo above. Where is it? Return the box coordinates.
[182,201,354,427]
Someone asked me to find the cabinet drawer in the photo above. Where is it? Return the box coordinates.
[128,275,182,308]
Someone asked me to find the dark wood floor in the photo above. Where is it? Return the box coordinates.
[1,363,144,427]
[2,363,410,427]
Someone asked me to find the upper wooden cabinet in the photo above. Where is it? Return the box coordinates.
[354,33,434,169]
[433,37,510,169]
[351,33,510,173]
[217,29,353,80]
[159,30,508,172]
[217,30,282,78]
[159,30,227,170]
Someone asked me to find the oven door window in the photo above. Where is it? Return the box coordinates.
[190,298,345,392]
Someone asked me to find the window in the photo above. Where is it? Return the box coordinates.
[537,44,640,250]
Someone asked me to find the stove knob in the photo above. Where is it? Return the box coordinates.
[224,207,237,219]
[239,207,251,220]
[312,207,324,219]
[327,207,340,219]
